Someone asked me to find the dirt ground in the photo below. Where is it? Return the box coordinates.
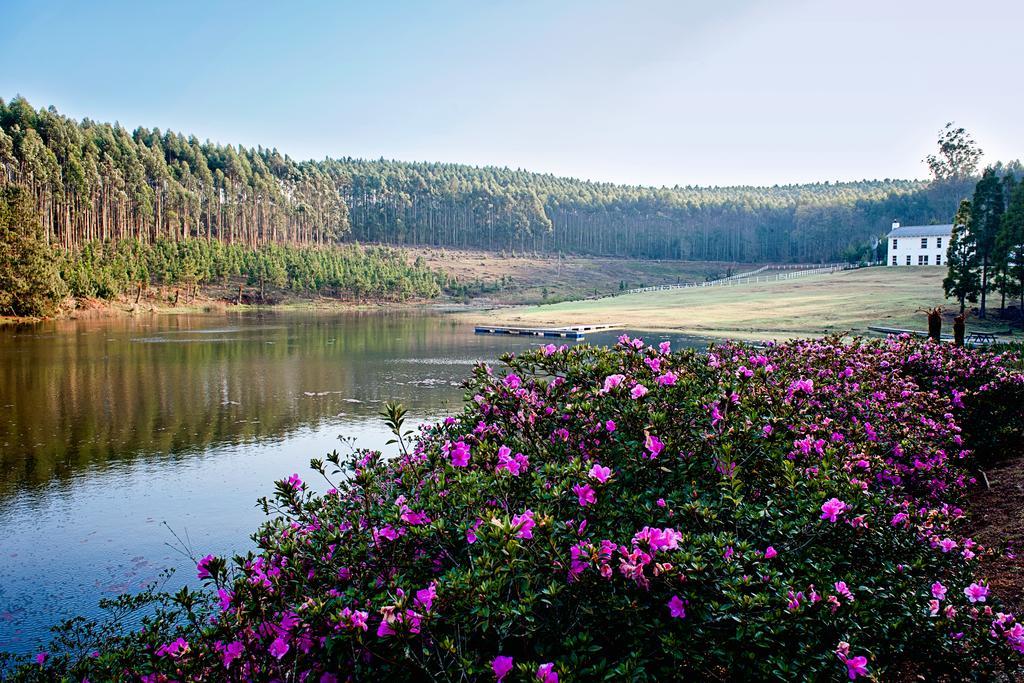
[968,456,1024,614]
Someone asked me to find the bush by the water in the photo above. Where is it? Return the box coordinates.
[6,335,1024,681]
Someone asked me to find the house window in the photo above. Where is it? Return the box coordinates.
[892,255,898,266]
[921,237,928,249]
[892,239,898,250]
[937,237,943,249]
[923,255,929,265]
[906,255,912,265]
[935,254,942,266]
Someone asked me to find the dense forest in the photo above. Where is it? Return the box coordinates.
[2,96,1007,265]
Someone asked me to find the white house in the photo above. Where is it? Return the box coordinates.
[886,222,953,267]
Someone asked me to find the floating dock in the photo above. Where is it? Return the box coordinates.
[474,323,621,340]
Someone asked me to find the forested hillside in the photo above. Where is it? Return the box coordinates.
[0,96,988,263]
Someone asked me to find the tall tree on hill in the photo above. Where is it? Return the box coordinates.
[998,178,1024,327]
[943,199,979,315]
[924,122,983,182]
[971,168,1005,318]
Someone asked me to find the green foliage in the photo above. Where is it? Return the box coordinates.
[0,185,67,316]
[57,238,443,302]
[944,200,980,313]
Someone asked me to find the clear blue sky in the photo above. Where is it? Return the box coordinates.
[1,0,1020,187]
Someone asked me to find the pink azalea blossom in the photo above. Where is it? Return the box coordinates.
[645,433,664,458]
[659,341,671,354]
[601,374,625,393]
[588,463,611,483]
[631,384,649,399]
[844,655,868,680]
[938,538,957,553]
[764,546,777,559]
[572,483,596,507]
[605,419,616,432]
[446,440,471,467]
[285,473,303,490]
[512,510,536,539]
[820,498,847,523]
[466,519,482,544]
[536,662,558,683]
[656,371,677,386]
[493,655,514,681]
[268,636,289,660]
[965,582,989,603]
[931,581,947,600]
[667,594,687,618]
[504,373,522,389]
[196,554,216,580]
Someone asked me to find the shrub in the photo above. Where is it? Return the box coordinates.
[6,336,1024,681]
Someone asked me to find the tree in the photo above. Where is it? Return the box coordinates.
[943,200,979,314]
[924,122,983,182]
[998,178,1024,327]
[0,185,67,316]
[971,169,1005,318]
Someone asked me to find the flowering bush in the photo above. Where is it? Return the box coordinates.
[7,335,1024,681]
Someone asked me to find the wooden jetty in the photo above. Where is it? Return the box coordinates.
[474,323,622,340]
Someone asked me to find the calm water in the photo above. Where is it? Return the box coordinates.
[0,311,703,653]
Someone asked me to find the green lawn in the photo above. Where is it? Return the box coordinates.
[466,267,1013,340]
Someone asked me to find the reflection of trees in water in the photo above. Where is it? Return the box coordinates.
[0,312,476,494]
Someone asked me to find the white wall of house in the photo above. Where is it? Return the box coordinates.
[886,225,952,267]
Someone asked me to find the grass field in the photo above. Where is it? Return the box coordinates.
[463,266,1016,340]
[407,247,756,305]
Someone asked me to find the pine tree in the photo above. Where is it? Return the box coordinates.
[971,169,1005,319]
[943,200,980,315]
[0,185,67,316]
[998,179,1024,328]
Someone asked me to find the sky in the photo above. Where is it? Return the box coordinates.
[1,0,1021,187]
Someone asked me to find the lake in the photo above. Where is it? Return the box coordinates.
[0,311,704,654]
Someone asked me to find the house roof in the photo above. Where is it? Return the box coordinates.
[887,224,953,238]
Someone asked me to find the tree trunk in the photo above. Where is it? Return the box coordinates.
[954,313,966,347]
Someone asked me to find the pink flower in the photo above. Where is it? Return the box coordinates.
[764,546,777,559]
[631,384,649,399]
[196,554,216,580]
[572,483,596,507]
[667,594,687,619]
[542,344,557,356]
[35,652,47,665]
[645,433,664,458]
[659,341,671,354]
[446,440,471,467]
[218,588,233,611]
[415,583,437,611]
[588,463,611,483]
[269,636,289,660]
[285,473,303,490]
[496,445,529,476]
[493,655,514,681]
[965,582,989,603]
[834,581,854,602]
[605,420,616,432]
[466,519,482,544]
[820,498,847,523]
[512,510,536,539]
[504,373,522,389]
[601,374,625,393]
[844,655,868,680]
[221,640,244,669]
[762,424,773,437]
[931,581,947,600]
[536,662,558,683]
[656,371,677,386]
[938,538,957,553]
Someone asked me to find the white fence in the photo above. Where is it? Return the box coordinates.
[623,263,856,296]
